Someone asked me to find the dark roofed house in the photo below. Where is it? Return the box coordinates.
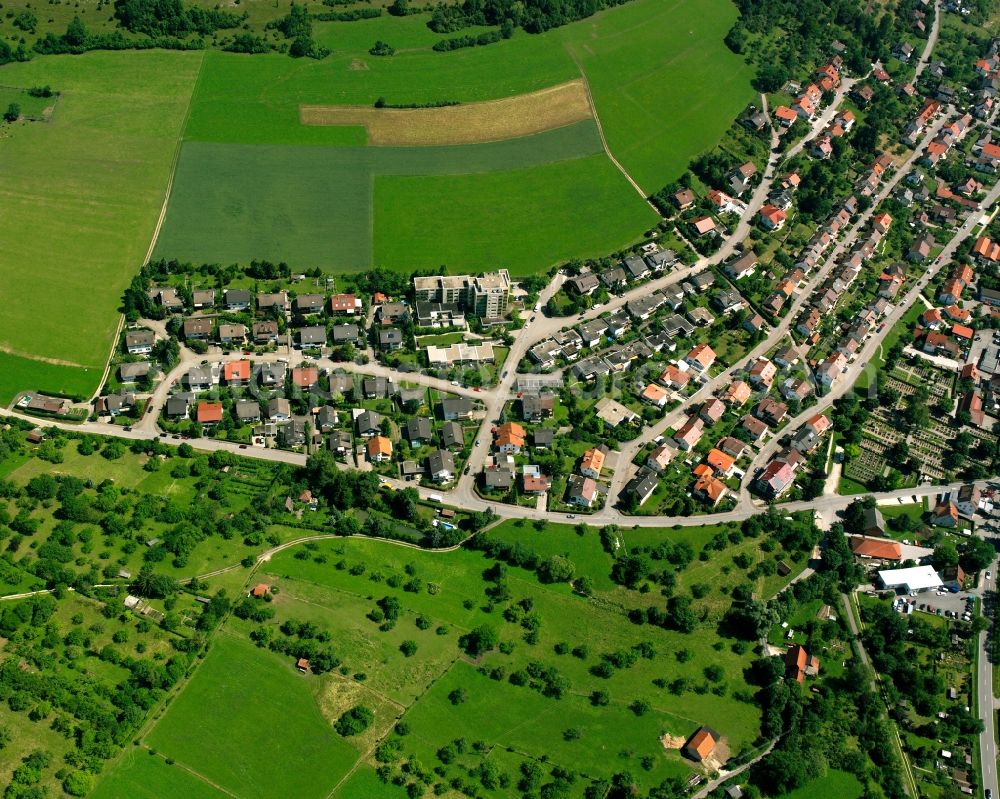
[223,289,252,311]
[332,324,359,344]
[379,328,404,351]
[440,421,464,449]
[427,450,456,483]
[294,294,325,314]
[298,326,327,347]
[567,273,600,295]
[533,427,555,449]
[405,417,433,446]
[183,318,213,340]
[253,320,279,344]
[521,393,555,422]
[440,398,473,421]
[363,376,389,399]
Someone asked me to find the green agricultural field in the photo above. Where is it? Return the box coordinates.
[144,632,360,798]
[0,351,99,406]
[374,154,657,272]
[0,51,202,398]
[154,123,645,274]
[90,752,230,799]
[559,0,754,192]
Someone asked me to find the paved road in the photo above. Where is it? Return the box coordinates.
[741,111,993,503]
[914,0,942,81]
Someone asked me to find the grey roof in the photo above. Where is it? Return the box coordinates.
[483,468,514,489]
[624,255,649,279]
[224,288,252,306]
[166,396,189,417]
[577,319,609,342]
[427,449,455,476]
[332,324,359,343]
[645,249,677,269]
[295,293,325,311]
[298,326,327,345]
[379,328,403,347]
[119,361,151,380]
[363,376,389,397]
[863,507,885,532]
[405,417,433,442]
[397,387,425,406]
[440,398,472,416]
[235,400,261,420]
[626,468,658,499]
[440,421,464,448]
[533,427,555,447]
[125,329,155,347]
[356,410,381,432]
[268,397,291,418]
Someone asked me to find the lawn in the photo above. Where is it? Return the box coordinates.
[0,51,202,395]
[374,154,657,273]
[153,122,620,273]
[144,632,358,799]
[91,752,230,799]
[0,351,99,405]
[776,769,864,799]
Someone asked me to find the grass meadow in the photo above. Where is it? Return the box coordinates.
[90,752,230,799]
[777,769,864,799]
[0,351,100,405]
[0,51,202,396]
[145,632,358,799]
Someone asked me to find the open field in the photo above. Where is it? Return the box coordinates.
[0,51,202,397]
[558,0,755,192]
[301,79,591,145]
[776,768,863,798]
[89,750,230,799]
[0,351,100,405]
[144,632,358,798]
[374,153,657,272]
[154,123,651,274]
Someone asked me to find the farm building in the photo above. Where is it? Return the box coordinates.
[683,726,719,762]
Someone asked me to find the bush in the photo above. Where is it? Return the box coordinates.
[335,705,374,736]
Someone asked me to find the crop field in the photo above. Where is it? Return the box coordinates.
[558,0,755,192]
[300,80,592,145]
[153,122,649,274]
[0,51,202,400]
[157,0,750,273]
[373,154,658,272]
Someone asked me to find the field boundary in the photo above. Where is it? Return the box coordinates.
[565,46,657,209]
[299,80,592,146]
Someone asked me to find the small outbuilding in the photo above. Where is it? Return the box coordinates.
[683,726,718,762]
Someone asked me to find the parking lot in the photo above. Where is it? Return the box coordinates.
[913,588,976,621]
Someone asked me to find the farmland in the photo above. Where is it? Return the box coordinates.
[153,122,643,273]
[373,154,658,273]
[156,0,751,273]
[0,51,202,399]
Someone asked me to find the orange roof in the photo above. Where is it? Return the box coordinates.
[724,380,751,405]
[642,384,669,403]
[692,463,713,479]
[292,366,319,388]
[661,365,691,387]
[851,537,902,559]
[761,205,787,225]
[223,360,251,382]
[923,308,943,325]
[807,414,831,436]
[252,583,270,597]
[775,105,797,122]
[952,324,973,339]
[961,363,979,380]
[366,435,392,457]
[581,447,606,474]
[706,448,735,474]
[496,422,526,449]
[873,212,892,229]
[297,658,311,671]
[197,402,223,423]
[954,264,974,285]
[694,473,726,503]
[685,728,717,760]
[983,142,1000,160]
[687,343,716,369]
[330,293,358,312]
